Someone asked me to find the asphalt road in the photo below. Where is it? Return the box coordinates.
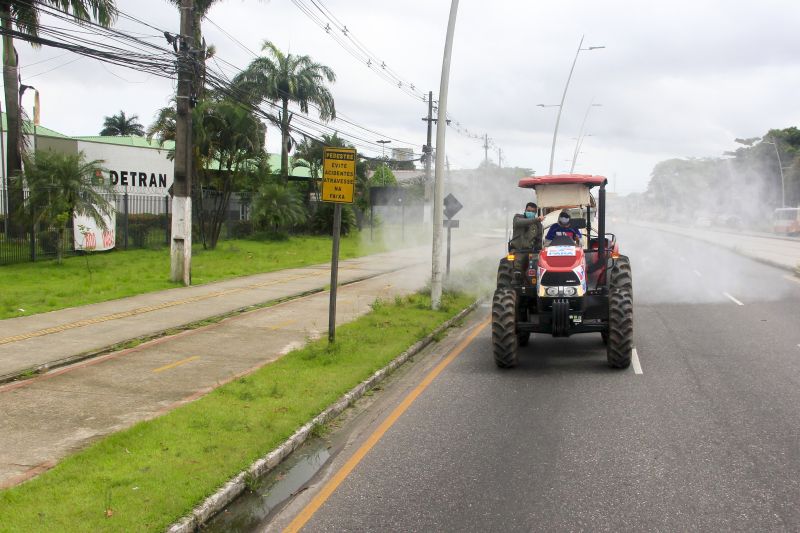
[256,224,800,532]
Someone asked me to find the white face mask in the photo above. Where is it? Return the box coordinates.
[559,217,570,225]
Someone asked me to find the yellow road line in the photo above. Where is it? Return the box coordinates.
[152,355,200,373]
[283,318,490,533]
[0,270,328,346]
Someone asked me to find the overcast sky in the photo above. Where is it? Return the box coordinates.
[13,0,800,193]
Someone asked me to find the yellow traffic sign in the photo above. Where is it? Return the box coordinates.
[322,147,357,203]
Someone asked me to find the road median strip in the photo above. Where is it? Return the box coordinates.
[0,291,479,532]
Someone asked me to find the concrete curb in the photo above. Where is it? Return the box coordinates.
[166,299,481,533]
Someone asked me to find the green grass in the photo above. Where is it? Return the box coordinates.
[0,291,473,532]
[0,233,388,319]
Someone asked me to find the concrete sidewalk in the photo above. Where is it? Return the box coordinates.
[0,235,502,488]
[0,237,502,382]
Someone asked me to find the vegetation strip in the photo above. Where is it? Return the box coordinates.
[0,234,391,320]
[0,292,475,532]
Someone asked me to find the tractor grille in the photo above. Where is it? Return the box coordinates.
[540,271,580,286]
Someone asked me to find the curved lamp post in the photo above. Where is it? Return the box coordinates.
[763,138,786,207]
[546,36,604,174]
[569,102,601,173]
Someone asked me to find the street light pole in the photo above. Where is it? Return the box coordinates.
[569,102,601,173]
[376,139,391,160]
[546,36,604,175]
[765,137,786,207]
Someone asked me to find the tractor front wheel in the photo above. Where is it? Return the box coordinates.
[607,255,633,368]
[492,288,518,368]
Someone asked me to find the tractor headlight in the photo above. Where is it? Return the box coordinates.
[546,287,559,296]
[563,286,577,297]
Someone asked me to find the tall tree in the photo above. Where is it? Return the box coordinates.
[235,41,336,181]
[100,110,144,136]
[193,98,265,249]
[19,150,114,264]
[1,0,116,226]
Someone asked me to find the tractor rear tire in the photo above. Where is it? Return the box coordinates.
[607,255,633,369]
[492,288,518,368]
[497,258,513,289]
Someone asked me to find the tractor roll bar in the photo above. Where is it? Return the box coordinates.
[598,182,606,259]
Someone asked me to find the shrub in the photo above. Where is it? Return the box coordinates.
[230,220,254,239]
[308,203,356,235]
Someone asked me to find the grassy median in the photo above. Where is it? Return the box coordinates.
[0,291,474,532]
[0,234,389,319]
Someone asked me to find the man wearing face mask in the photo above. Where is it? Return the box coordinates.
[544,210,582,247]
[509,202,544,271]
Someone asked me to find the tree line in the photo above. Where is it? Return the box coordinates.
[620,127,800,224]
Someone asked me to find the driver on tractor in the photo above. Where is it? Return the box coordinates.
[544,211,582,247]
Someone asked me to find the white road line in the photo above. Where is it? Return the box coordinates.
[723,292,744,306]
[631,347,643,375]
[693,269,702,277]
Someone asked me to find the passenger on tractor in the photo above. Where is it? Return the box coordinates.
[509,201,544,271]
[543,211,582,247]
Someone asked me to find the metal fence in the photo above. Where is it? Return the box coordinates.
[1,190,263,266]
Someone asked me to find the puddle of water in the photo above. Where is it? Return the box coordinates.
[203,441,331,532]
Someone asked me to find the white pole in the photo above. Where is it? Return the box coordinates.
[773,141,786,208]
[569,101,600,173]
[431,0,459,310]
[548,35,584,175]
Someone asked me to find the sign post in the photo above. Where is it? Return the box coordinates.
[322,146,357,343]
[443,193,463,277]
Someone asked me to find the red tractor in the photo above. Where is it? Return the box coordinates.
[493,174,633,368]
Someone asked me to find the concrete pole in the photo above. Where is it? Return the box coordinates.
[170,0,194,286]
[424,91,433,183]
[548,35,584,175]
[431,0,459,310]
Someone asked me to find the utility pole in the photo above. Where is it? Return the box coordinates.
[422,90,434,182]
[497,147,503,169]
[483,133,489,166]
[431,0,459,310]
[171,0,195,286]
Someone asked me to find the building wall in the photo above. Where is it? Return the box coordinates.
[75,140,173,195]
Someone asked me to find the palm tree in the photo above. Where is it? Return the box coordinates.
[235,41,336,181]
[146,105,177,147]
[100,110,145,136]
[194,98,266,249]
[251,182,307,232]
[2,0,116,225]
[19,150,114,264]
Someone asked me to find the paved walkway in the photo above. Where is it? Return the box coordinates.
[0,234,503,488]
[0,239,494,381]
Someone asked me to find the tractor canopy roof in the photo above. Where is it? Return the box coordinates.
[517,174,607,188]
[518,174,607,209]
